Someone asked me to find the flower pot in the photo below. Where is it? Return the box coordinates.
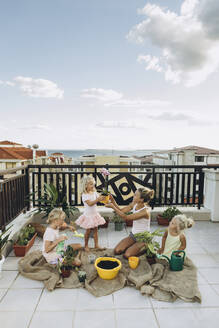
[114,222,123,231]
[95,257,122,280]
[147,256,156,265]
[157,214,169,226]
[0,255,5,278]
[78,271,86,282]
[100,195,110,204]
[128,256,139,269]
[13,233,37,257]
[61,268,71,278]
[125,219,133,227]
[99,219,109,229]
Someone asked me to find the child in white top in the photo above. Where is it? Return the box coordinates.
[75,175,106,252]
[42,208,82,265]
[106,187,154,259]
[158,214,194,258]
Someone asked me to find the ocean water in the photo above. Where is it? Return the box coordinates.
[47,149,160,159]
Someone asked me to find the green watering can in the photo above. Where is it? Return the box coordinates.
[158,250,185,271]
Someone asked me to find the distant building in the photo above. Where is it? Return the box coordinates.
[49,152,72,165]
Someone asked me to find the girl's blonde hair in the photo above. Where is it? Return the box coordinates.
[173,214,194,232]
[47,208,65,224]
[81,175,96,193]
[138,187,154,203]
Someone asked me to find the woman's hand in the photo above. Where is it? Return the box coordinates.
[98,195,105,202]
[109,194,116,204]
[105,202,115,209]
[157,248,164,255]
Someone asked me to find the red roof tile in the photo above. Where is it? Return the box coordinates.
[0,140,22,145]
[0,147,47,160]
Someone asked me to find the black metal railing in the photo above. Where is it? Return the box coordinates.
[0,166,29,230]
[27,164,214,209]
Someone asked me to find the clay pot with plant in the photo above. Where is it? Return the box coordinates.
[134,229,163,265]
[13,224,37,257]
[157,207,182,226]
[98,168,111,204]
[57,245,79,278]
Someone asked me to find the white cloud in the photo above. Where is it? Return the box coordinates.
[81,88,171,108]
[14,76,64,98]
[0,80,15,87]
[96,120,146,129]
[18,124,51,131]
[128,0,219,87]
[81,88,123,102]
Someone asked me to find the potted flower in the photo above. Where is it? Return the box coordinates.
[125,212,133,227]
[98,168,111,204]
[28,183,80,223]
[157,206,182,226]
[134,229,163,265]
[112,212,124,231]
[78,270,86,282]
[13,224,37,257]
[57,245,78,278]
[0,226,12,277]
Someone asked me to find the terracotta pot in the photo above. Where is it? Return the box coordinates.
[147,256,156,265]
[157,214,169,226]
[61,269,71,278]
[99,219,109,229]
[13,233,37,257]
[125,219,133,227]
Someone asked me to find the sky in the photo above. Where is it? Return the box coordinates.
[0,0,219,150]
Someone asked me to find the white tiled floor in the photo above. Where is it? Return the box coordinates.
[0,221,219,328]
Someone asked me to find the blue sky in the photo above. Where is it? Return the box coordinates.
[1,0,219,150]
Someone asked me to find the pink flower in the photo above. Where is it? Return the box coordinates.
[100,168,110,177]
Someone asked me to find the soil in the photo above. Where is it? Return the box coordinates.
[97,260,119,269]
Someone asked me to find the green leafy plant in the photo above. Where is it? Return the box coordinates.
[134,229,164,258]
[0,226,12,260]
[16,224,36,246]
[111,211,124,223]
[30,183,80,219]
[57,245,78,272]
[162,207,182,222]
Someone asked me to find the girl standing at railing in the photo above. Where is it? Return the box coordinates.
[75,175,106,252]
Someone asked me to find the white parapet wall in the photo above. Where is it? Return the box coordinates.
[204,169,219,222]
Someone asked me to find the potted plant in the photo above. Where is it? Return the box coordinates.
[98,168,111,204]
[112,212,124,231]
[134,229,163,265]
[13,224,37,257]
[157,206,182,226]
[57,245,78,278]
[78,270,86,282]
[0,226,12,276]
[30,183,80,223]
[125,211,133,227]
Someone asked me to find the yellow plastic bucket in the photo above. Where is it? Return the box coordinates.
[95,257,122,280]
[128,256,139,269]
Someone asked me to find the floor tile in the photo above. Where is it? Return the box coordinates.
[189,284,219,307]
[0,271,18,288]
[29,311,74,328]
[0,288,42,311]
[0,289,7,301]
[211,284,219,295]
[155,308,199,328]
[113,287,151,309]
[192,308,219,328]
[116,309,158,328]
[0,311,33,328]
[77,289,114,310]
[2,257,21,271]
[36,288,78,311]
[199,267,219,283]
[74,310,116,328]
[189,254,219,267]
[11,274,44,289]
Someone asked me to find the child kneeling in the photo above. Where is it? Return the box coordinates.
[42,208,82,266]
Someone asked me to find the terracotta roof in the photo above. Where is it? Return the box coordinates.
[0,140,22,145]
[155,145,219,155]
[0,147,47,160]
[51,152,64,156]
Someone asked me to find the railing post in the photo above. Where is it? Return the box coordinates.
[25,166,30,211]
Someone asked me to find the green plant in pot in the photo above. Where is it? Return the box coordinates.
[57,245,78,278]
[157,207,182,226]
[30,183,80,223]
[13,224,37,257]
[112,212,124,231]
[134,229,164,265]
[78,270,86,282]
[97,168,111,204]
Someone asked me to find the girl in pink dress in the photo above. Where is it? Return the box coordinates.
[75,176,106,252]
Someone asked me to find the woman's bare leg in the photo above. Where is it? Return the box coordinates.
[123,242,145,259]
[85,229,91,252]
[114,236,135,255]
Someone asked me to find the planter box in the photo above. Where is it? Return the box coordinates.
[114,222,124,231]
[157,214,169,226]
[13,233,37,257]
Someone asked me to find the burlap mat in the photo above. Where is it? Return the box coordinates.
[18,249,201,303]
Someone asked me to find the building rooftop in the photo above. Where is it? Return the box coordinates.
[0,140,22,146]
[154,145,219,155]
[0,147,47,160]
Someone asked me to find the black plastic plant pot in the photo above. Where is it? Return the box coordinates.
[114,222,123,231]
[78,271,86,282]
